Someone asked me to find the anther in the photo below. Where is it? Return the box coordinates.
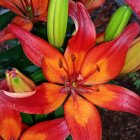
[95,88,100,92]
[59,58,63,68]
[96,64,100,72]
[71,54,76,62]
[58,58,70,78]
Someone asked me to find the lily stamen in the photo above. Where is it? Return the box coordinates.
[75,85,99,94]
[71,54,76,74]
[77,65,100,85]
[71,89,77,101]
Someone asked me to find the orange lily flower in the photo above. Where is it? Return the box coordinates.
[0,103,69,140]
[0,2,140,139]
[0,0,49,42]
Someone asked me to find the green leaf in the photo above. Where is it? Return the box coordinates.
[0,43,35,78]
[34,114,47,122]
[133,79,140,89]
[20,113,34,125]
[32,22,47,40]
[0,11,15,30]
[55,105,64,118]
[24,65,39,73]
[66,136,72,140]
[31,69,46,82]
[0,46,22,70]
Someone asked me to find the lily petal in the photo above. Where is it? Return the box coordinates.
[0,79,9,91]
[64,95,102,140]
[8,24,59,67]
[0,103,22,140]
[125,0,140,17]
[80,0,105,11]
[0,83,67,114]
[42,51,68,84]
[65,2,96,74]
[0,16,33,43]
[31,0,49,22]
[81,22,140,84]
[82,84,140,116]
[0,0,25,17]
[20,118,70,140]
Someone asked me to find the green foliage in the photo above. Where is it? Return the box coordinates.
[31,69,46,83]
[20,113,34,125]
[133,79,140,89]
[55,106,64,118]
[128,72,140,89]
[34,114,48,122]
[66,136,72,140]
[0,11,15,30]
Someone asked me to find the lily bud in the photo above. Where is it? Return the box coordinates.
[3,68,36,98]
[105,5,132,41]
[121,37,140,75]
[47,0,68,48]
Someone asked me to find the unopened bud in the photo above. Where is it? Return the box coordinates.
[47,0,68,48]
[121,37,140,75]
[4,68,36,98]
[105,5,132,41]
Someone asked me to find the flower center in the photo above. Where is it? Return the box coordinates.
[21,0,38,19]
[58,54,100,100]
[72,82,77,88]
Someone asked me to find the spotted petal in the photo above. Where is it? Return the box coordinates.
[82,84,140,116]
[81,22,140,84]
[65,2,96,74]
[0,83,67,114]
[64,94,102,140]
[0,103,22,140]
[20,118,70,140]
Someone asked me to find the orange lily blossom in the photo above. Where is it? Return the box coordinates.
[0,0,49,42]
[0,103,69,140]
[0,2,140,139]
